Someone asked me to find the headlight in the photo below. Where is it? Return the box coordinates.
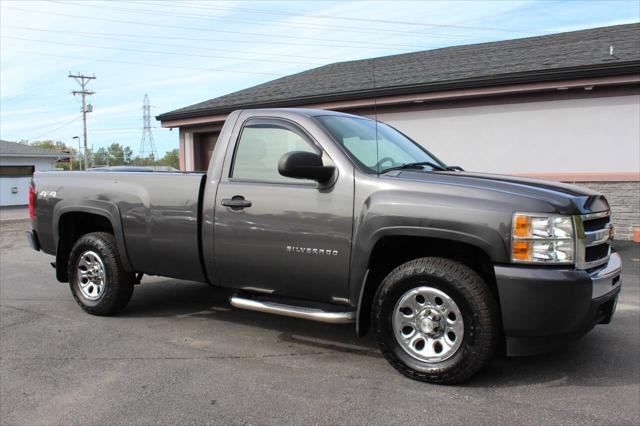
[511,213,575,264]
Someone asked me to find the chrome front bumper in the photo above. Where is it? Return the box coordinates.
[591,251,622,299]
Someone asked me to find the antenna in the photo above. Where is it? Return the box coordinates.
[371,60,380,176]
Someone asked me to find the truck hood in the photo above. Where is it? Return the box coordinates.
[387,169,610,215]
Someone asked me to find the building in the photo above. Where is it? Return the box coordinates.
[0,140,71,206]
[158,23,640,240]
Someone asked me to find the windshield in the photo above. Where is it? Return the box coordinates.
[315,115,444,174]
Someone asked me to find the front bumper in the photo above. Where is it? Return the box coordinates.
[495,252,622,356]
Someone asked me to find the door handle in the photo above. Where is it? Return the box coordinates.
[221,196,252,210]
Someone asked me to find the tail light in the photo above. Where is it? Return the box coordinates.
[28,183,35,221]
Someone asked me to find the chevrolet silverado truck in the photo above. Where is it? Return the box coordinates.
[27,108,622,384]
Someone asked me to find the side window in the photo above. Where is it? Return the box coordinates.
[231,122,318,182]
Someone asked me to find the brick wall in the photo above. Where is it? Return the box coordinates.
[575,181,640,241]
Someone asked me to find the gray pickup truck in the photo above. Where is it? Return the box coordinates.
[28,108,622,384]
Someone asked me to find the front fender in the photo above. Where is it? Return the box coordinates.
[348,188,512,318]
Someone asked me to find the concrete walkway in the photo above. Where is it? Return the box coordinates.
[0,206,29,222]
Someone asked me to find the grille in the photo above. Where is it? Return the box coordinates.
[585,244,610,262]
[583,216,610,232]
[575,211,612,270]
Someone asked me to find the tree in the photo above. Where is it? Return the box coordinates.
[23,140,77,170]
[132,150,179,169]
[93,143,134,166]
[132,154,156,166]
[93,147,109,167]
[158,149,179,170]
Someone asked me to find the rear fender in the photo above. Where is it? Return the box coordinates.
[53,200,132,274]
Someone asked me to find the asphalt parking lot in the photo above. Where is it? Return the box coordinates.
[1,218,639,425]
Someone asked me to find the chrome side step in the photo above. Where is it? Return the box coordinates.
[230,295,355,324]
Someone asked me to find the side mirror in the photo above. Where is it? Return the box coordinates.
[278,151,335,184]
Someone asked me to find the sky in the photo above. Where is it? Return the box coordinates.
[1,0,639,157]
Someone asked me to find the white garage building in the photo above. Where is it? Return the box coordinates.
[158,24,640,239]
[0,140,69,206]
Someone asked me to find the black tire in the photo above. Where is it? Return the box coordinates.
[373,257,498,384]
[68,232,134,316]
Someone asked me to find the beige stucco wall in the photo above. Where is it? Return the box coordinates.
[371,94,640,175]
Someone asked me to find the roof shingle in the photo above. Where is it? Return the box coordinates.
[0,140,71,157]
[158,23,640,121]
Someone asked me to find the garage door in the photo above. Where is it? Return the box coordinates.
[0,166,34,206]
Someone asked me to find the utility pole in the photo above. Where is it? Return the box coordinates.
[68,72,95,170]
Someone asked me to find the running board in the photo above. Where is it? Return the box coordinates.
[230,295,355,324]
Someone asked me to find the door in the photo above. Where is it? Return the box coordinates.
[194,132,218,171]
[213,118,354,303]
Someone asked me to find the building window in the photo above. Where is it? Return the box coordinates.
[0,166,35,177]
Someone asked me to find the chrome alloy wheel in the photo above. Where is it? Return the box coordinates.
[77,251,106,301]
[393,286,464,363]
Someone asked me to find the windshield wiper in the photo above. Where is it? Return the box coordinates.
[381,161,447,173]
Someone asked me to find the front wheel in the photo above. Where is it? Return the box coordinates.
[68,232,134,316]
[373,257,499,384]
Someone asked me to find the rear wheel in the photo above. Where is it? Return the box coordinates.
[373,257,498,384]
[68,232,134,316]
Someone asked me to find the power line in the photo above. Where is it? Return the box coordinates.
[93,129,146,135]
[2,44,417,87]
[49,0,468,40]
[138,0,542,33]
[2,49,286,76]
[1,25,418,54]
[27,115,82,141]
[1,47,377,106]
[2,35,326,67]
[3,5,431,50]
[5,25,340,61]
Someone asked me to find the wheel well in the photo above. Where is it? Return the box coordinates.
[357,235,499,336]
[55,212,114,282]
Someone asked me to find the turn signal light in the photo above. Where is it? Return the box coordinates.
[513,215,532,238]
[512,241,532,262]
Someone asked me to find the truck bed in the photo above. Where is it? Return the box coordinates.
[34,170,207,282]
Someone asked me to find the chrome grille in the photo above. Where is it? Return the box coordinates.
[574,211,612,270]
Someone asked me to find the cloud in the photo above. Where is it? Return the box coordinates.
[1,0,638,153]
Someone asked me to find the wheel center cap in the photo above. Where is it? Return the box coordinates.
[420,317,436,334]
[419,311,442,336]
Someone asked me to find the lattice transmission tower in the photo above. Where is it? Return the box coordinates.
[138,94,157,163]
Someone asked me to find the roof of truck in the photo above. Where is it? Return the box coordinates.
[158,23,640,122]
